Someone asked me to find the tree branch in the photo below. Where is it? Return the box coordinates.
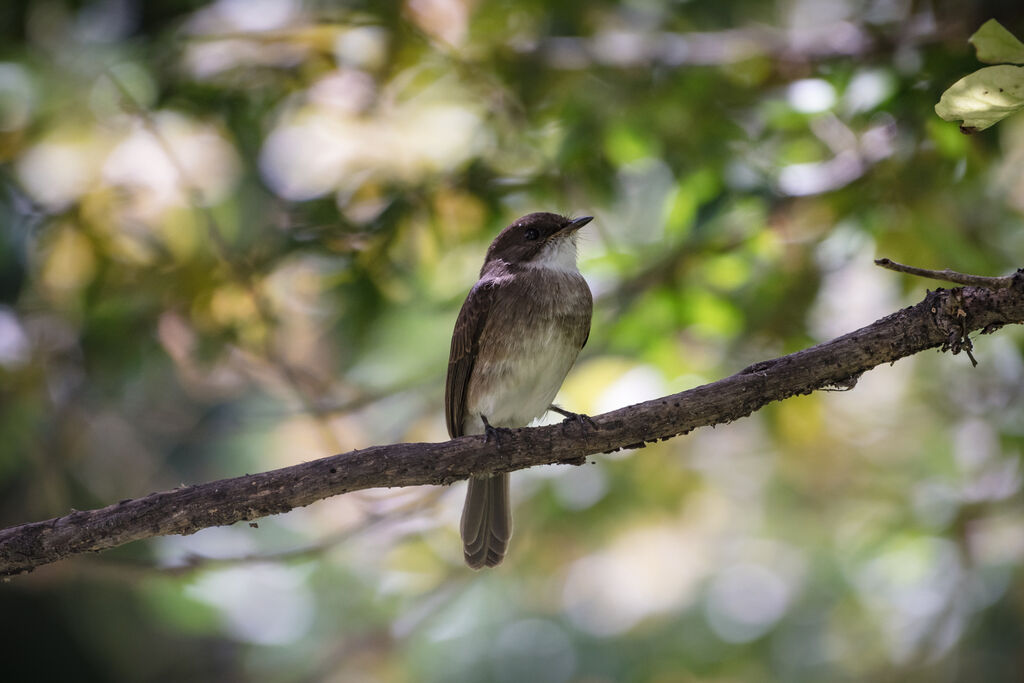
[4,273,1024,577]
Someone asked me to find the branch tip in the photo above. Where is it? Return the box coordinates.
[874,258,1014,289]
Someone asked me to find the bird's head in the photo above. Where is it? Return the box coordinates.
[483,212,592,272]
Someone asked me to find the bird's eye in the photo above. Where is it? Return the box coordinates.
[524,228,540,241]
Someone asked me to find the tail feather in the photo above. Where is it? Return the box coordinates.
[460,474,511,569]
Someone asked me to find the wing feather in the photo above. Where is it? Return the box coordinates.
[577,282,593,350]
[445,281,496,438]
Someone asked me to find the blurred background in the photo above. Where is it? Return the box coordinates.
[3,0,1024,681]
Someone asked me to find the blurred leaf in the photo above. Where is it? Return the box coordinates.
[970,19,1024,65]
[936,65,1024,131]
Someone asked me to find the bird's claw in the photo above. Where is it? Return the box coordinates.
[549,405,597,430]
[481,415,513,443]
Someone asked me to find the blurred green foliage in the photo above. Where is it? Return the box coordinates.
[3,1,1024,681]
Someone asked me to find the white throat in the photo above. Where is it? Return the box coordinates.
[528,235,579,273]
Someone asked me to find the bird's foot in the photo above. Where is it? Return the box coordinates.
[481,415,513,443]
[549,405,597,430]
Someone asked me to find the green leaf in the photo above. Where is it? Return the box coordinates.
[970,19,1024,65]
[935,64,1024,131]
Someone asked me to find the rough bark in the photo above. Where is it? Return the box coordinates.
[2,276,1023,577]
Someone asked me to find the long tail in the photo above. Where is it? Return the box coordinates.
[460,473,511,569]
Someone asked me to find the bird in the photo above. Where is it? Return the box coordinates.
[445,212,594,568]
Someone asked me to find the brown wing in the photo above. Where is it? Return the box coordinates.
[445,281,496,438]
[578,281,593,350]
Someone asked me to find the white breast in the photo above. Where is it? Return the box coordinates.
[465,330,580,431]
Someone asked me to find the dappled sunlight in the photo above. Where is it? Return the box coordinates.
[0,62,36,132]
[17,135,103,210]
[562,520,712,636]
[810,239,902,340]
[849,535,965,664]
[260,77,488,202]
[185,563,317,645]
[0,308,31,368]
[103,113,241,211]
[705,548,804,643]
[39,225,97,298]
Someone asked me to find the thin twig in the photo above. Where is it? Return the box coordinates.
[874,258,1017,289]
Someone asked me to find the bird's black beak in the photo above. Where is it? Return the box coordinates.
[564,216,593,232]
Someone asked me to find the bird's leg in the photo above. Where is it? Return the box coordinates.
[549,404,597,430]
[480,415,513,443]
